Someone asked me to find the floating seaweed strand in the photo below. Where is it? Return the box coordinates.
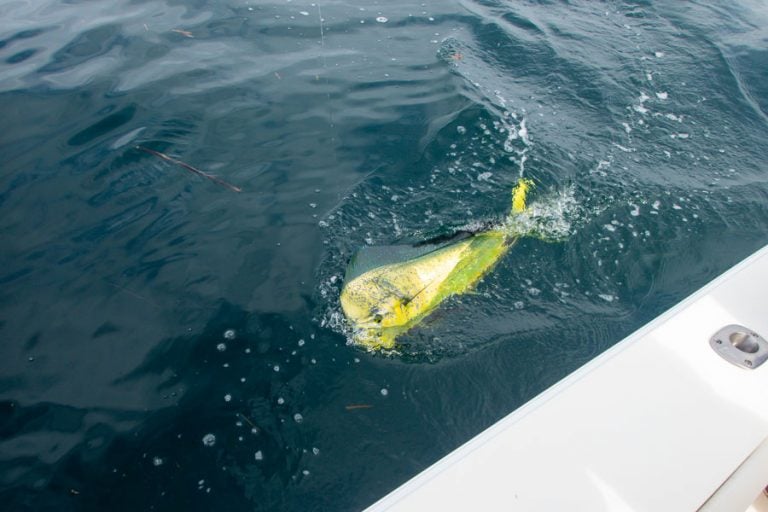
[136,145,242,193]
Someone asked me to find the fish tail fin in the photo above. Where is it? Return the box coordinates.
[511,177,534,214]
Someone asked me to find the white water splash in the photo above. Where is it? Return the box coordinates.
[503,185,579,242]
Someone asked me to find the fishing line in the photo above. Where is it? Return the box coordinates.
[317,3,325,57]
[316,3,337,145]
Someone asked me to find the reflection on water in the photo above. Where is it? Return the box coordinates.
[1,0,767,510]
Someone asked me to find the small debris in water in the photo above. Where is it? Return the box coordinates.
[293,413,303,423]
[277,397,285,405]
[136,146,241,192]
[345,404,373,410]
[224,329,236,340]
[216,343,226,352]
[202,433,216,447]
[380,388,389,396]
[254,450,264,461]
[376,16,388,23]
[224,394,232,402]
[152,457,163,466]
[237,413,259,432]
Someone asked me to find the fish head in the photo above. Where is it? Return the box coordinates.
[340,276,411,330]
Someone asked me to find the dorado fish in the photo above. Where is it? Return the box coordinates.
[340,178,533,350]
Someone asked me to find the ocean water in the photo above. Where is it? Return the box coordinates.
[1,0,767,510]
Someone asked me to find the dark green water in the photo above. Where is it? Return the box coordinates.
[2,0,767,510]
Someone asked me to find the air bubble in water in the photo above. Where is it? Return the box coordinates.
[224,329,236,340]
[202,434,216,447]
[294,413,304,423]
[376,16,388,23]
[217,343,226,352]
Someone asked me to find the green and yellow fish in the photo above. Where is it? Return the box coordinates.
[340,177,533,350]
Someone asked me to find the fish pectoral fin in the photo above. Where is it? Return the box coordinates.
[380,280,411,303]
[402,275,442,306]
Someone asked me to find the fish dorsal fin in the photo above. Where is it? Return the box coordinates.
[344,234,472,284]
[344,244,436,283]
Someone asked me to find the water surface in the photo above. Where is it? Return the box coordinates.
[1,0,767,510]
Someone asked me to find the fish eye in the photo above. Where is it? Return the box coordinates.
[373,313,383,323]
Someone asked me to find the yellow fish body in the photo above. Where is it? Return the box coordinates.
[340,178,533,350]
